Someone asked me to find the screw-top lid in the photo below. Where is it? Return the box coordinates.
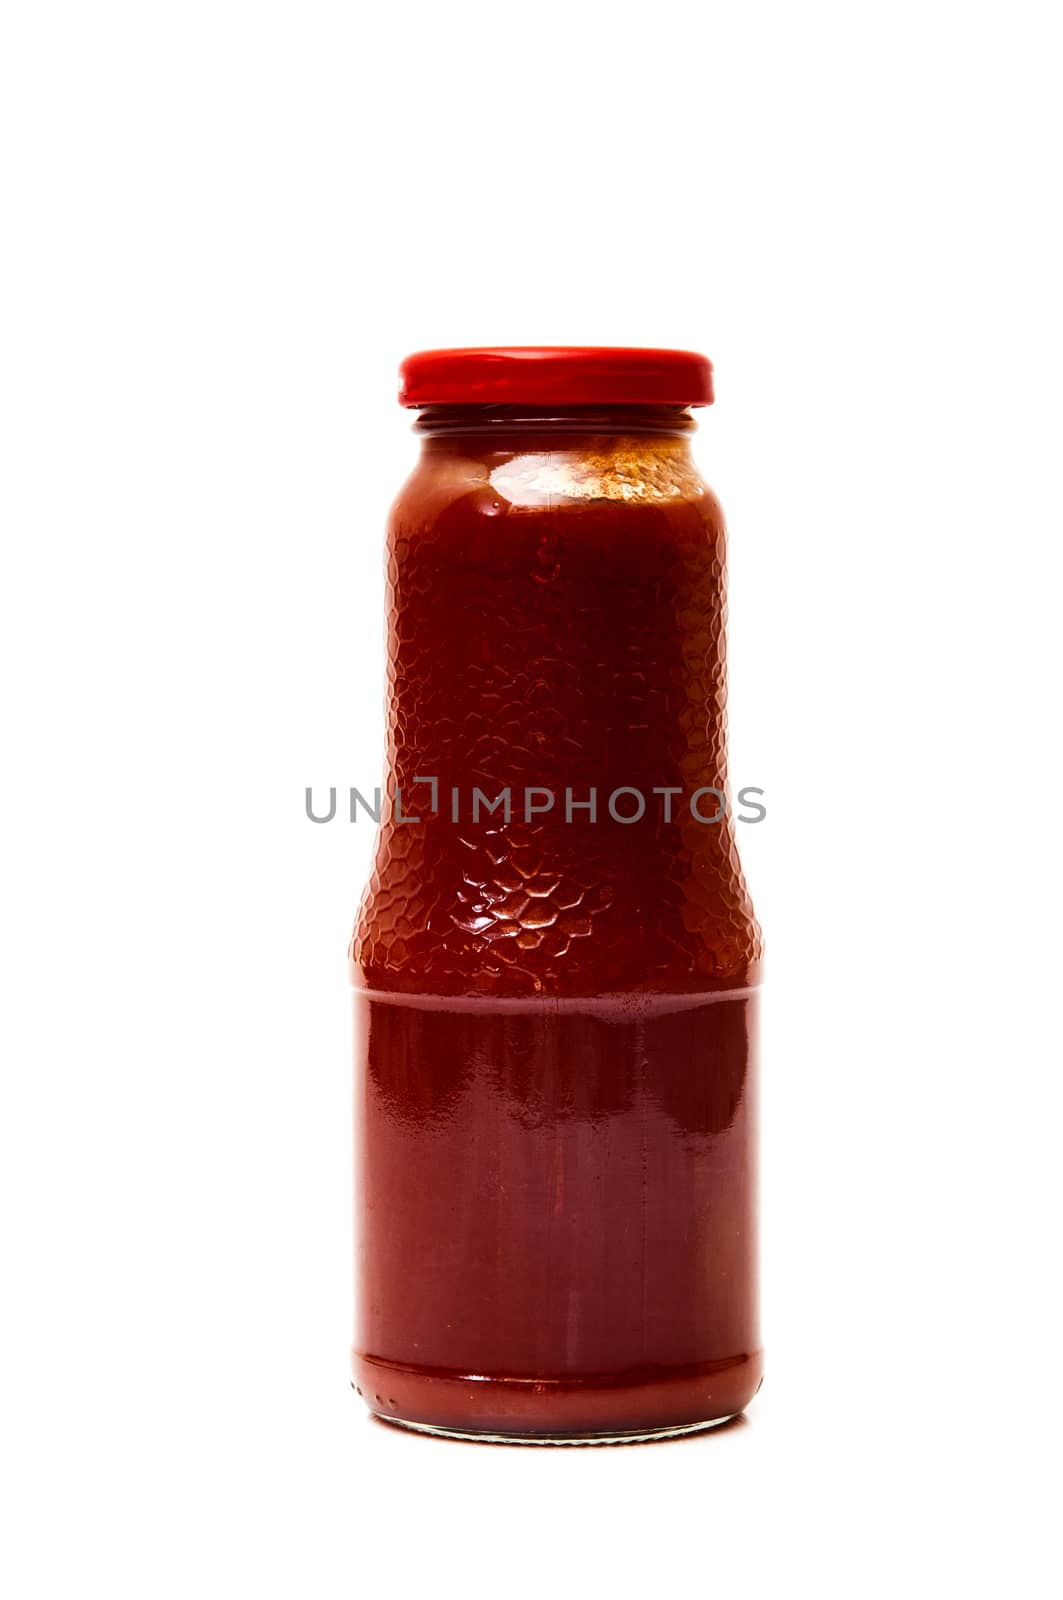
[398,347,714,408]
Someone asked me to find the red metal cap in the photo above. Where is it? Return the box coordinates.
[398,347,714,409]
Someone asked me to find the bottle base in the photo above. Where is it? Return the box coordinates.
[370,1411,739,1446]
[352,1349,762,1442]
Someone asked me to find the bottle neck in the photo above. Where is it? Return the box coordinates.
[413,403,698,447]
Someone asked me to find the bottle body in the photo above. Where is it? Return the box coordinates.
[352,400,762,1439]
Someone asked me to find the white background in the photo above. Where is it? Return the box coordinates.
[2,2,1061,1595]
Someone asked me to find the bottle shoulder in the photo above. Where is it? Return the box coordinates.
[389,441,724,535]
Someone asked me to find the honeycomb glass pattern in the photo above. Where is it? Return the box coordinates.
[351,427,762,999]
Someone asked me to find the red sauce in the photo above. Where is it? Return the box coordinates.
[352,379,762,1439]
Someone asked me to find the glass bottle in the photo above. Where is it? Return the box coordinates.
[351,348,763,1441]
